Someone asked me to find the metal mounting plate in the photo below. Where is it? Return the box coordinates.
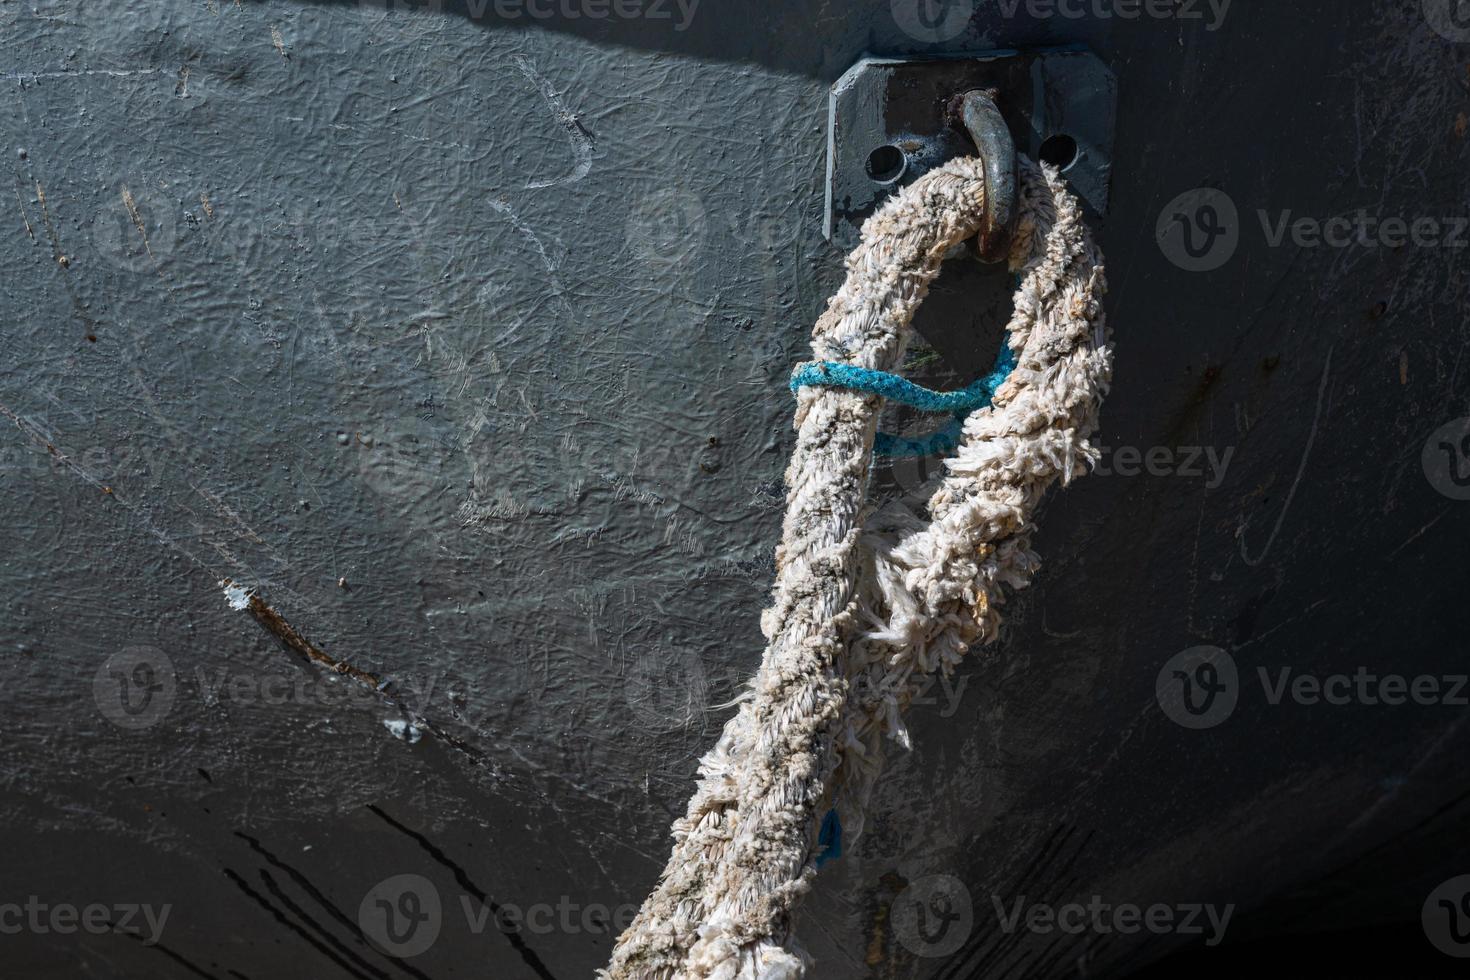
[825,49,1117,249]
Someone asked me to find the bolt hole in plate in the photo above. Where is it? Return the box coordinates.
[1038,132,1081,171]
[825,49,1116,381]
[825,49,1116,248]
[865,144,907,183]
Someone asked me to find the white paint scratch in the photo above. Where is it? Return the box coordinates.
[1239,348,1332,566]
[3,68,167,82]
[512,54,594,189]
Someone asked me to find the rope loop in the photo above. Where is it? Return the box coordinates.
[604,155,1111,980]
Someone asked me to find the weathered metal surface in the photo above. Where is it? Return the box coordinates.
[2,1,1469,979]
[824,49,1116,248]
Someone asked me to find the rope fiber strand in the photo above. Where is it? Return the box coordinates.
[789,341,1018,457]
[602,154,1112,980]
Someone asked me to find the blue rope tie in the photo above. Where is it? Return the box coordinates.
[814,807,842,869]
[790,343,1018,458]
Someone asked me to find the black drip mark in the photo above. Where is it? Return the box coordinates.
[366,804,560,980]
[222,868,380,980]
[938,824,1099,980]
[1270,782,1470,933]
[233,832,433,980]
[255,868,393,980]
[112,928,224,980]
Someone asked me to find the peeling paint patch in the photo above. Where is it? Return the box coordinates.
[383,718,423,743]
[222,580,252,611]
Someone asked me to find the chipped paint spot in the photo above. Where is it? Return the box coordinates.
[222,580,252,611]
[383,719,423,743]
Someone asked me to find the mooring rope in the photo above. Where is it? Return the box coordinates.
[603,154,1111,980]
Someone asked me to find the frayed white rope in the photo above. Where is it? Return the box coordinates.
[603,155,1111,980]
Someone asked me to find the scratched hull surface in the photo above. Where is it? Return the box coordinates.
[1,1,1468,977]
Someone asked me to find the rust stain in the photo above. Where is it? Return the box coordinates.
[226,578,381,686]
[221,579,507,776]
[1400,350,1409,385]
[864,871,908,974]
[120,185,156,262]
[1456,112,1468,139]
[199,191,214,219]
[33,180,100,338]
[34,181,66,264]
